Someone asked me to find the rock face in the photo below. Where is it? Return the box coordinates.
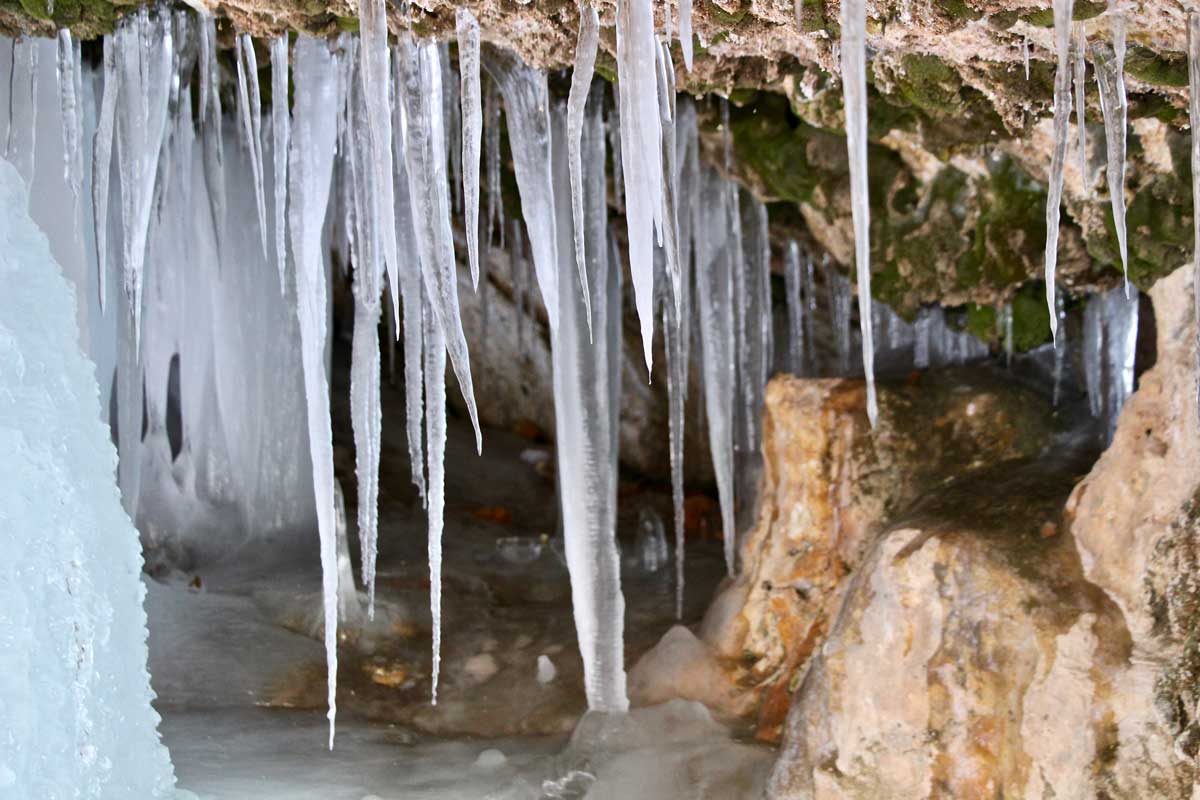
[630,367,1059,738]
[763,263,1200,798]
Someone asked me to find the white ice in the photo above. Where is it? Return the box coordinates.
[270,35,290,292]
[1044,0,1074,343]
[457,8,483,290]
[567,2,600,335]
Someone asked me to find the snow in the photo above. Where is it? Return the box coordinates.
[0,156,176,798]
[1044,0,1074,343]
[615,0,664,374]
[457,9,483,290]
[289,35,342,748]
[840,0,877,426]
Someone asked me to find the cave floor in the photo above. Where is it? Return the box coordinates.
[147,333,767,798]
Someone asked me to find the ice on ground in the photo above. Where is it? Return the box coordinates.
[0,156,176,797]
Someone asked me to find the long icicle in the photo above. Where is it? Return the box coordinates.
[271,36,290,292]
[289,36,341,748]
[457,9,483,290]
[680,0,693,71]
[57,30,83,220]
[840,0,877,425]
[236,34,269,258]
[1093,10,1128,293]
[567,2,600,337]
[93,35,118,313]
[616,0,664,375]
[422,284,448,705]
[1074,25,1088,196]
[1045,0,1075,343]
[360,0,402,331]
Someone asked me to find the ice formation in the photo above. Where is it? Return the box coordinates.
[549,93,629,711]
[0,157,177,799]
[1044,0,1074,342]
[1082,287,1138,442]
[423,283,448,704]
[1092,37,1128,292]
[6,38,37,184]
[360,0,401,329]
[1073,26,1088,195]
[235,33,268,258]
[55,30,82,217]
[92,36,116,310]
[270,35,290,291]
[785,240,806,374]
[457,8,482,290]
[680,0,694,71]
[840,0,877,426]
[289,36,341,747]
[567,1,600,334]
[395,35,482,451]
[616,0,664,374]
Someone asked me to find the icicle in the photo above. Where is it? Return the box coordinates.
[567,2,600,336]
[236,34,269,258]
[482,47,561,332]
[616,0,665,375]
[1083,296,1102,418]
[656,41,682,327]
[395,35,483,452]
[1189,11,1200,412]
[57,30,83,218]
[289,36,341,749]
[827,264,852,374]
[92,37,118,313]
[391,64,428,502]
[1092,38,1128,294]
[271,36,290,293]
[456,9,483,292]
[360,0,401,330]
[785,240,805,374]
[485,79,502,247]
[1101,285,1138,442]
[1045,0,1074,343]
[438,44,463,217]
[114,9,174,346]
[1002,301,1014,367]
[695,167,737,575]
[550,96,628,712]
[802,250,817,374]
[680,0,693,71]
[1074,26,1088,196]
[1053,292,1067,406]
[514,220,528,356]
[422,284,448,705]
[739,195,771,454]
[1022,36,1031,80]
[608,86,624,212]
[6,38,37,185]
[840,0,877,425]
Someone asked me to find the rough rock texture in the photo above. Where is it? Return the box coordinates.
[761,263,1200,798]
[629,368,1060,739]
[4,0,1192,346]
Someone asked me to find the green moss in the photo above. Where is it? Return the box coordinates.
[957,157,1047,293]
[335,15,359,32]
[1125,45,1188,88]
[874,55,1007,151]
[965,304,998,343]
[934,0,981,22]
[704,0,752,26]
[1022,0,1103,27]
[1128,92,1185,124]
[796,0,829,33]
[1010,283,1051,351]
[987,9,1021,29]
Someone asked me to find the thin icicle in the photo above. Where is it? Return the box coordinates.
[391,65,428,502]
[1002,301,1014,367]
[289,35,341,749]
[1045,0,1074,343]
[1083,295,1103,418]
[236,34,269,258]
[439,44,463,217]
[457,9,483,291]
[485,79,502,247]
[1022,36,1031,80]
[93,36,118,313]
[271,36,290,292]
[1074,26,1088,196]
[616,0,665,375]
[656,41,682,324]
[785,240,805,374]
[695,167,737,575]
[680,0,693,71]
[114,9,174,345]
[567,2,600,336]
[421,284,448,706]
[1190,11,1200,414]
[482,46,561,332]
[1092,38,1128,293]
[841,0,877,425]
[1053,291,1067,406]
[360,0,401,330]
[395,35,483,452]
[551,96,628,712]
[57,31,83,217]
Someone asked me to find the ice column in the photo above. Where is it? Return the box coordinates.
[1044,0,1074,342]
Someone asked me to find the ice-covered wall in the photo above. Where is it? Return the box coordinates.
[0,157,176,796]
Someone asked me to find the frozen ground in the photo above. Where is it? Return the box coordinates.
[148,335,771,798]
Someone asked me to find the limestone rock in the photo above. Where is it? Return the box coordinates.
[632,368,1058,739]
